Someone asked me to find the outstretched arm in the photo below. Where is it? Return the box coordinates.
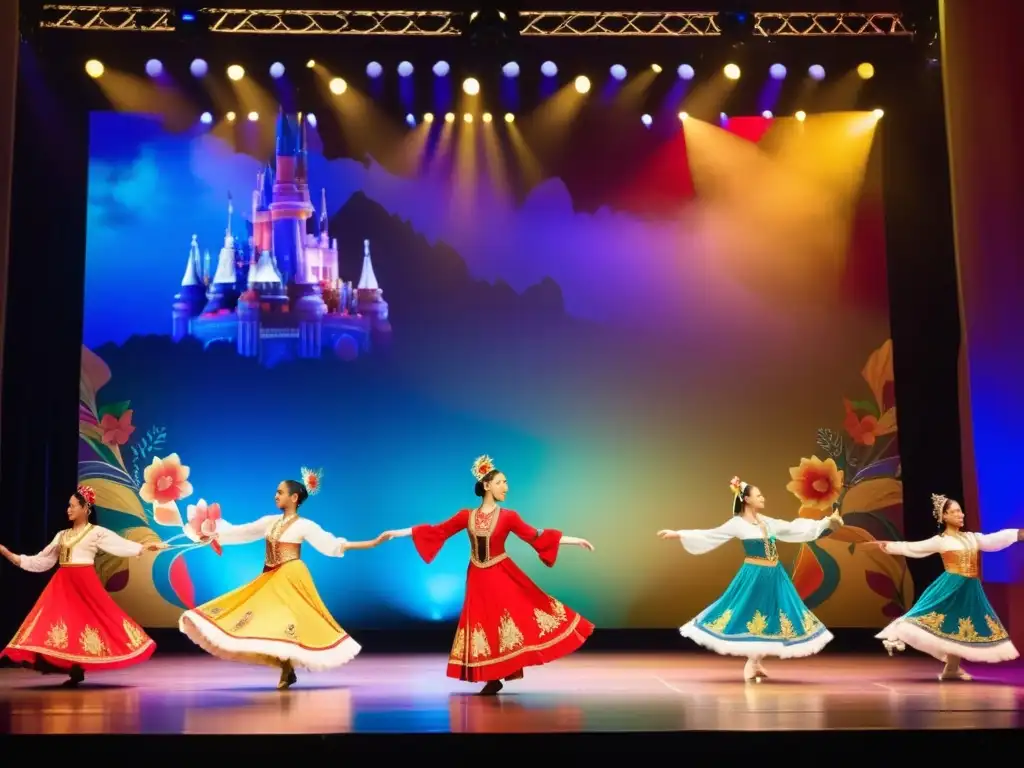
[183,516,274,546]
[508,511,588,568]
[380,509,470,564]
[657,518,740,555]
[0,534,61,573]
[94,527,166,558]
[301,520,389,557]
[768,512,841,544]
[974,529,1022,552]
[875,536,944,559]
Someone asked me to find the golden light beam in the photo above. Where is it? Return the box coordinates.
[86,67,195,131]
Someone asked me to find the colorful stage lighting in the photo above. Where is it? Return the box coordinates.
[306,60,315,69]
[306,114,317,127]
[367,62,383,78]
[398,61,414,77]
[226,111,236,122]
[502,62,520,78]
[423,113,435,123]
[641,114,652,127]
[808,65,825,81]
[541,61,558,77]
[269,62,285,79]
[433,61,450,77]
[405,114,415,126]
[247,111,259,122]
[463,113,473,123]
[199,112,213,125]
[678,64,695,80]
[145,59,163,78]
[858,63,876,80]
[574,76,591,94]
[85,59,104,78]
[610,65,626,81]
[872,108,884,118]
[762,110,774,119]
[227,65,245,81]
[795,110,807,121]
[462,77,480,96]
[678,112,688,122]
[724,64,741,80]
[444,112,455,123]
[769,63,787,80]
[329,78,347,95]
[504,113,514,123]
[190,58,207,77]
[482,113,492,123]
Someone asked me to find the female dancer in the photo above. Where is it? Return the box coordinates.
[868,493,1020,680]
[179,470,388,689]
[379,455,595,695]
[657,476,842,682]
[0,485,164,686]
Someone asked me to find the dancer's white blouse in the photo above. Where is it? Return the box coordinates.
[881,529,1019,558]
[672,515,834,555]
[17,525,144,572]
[182,515,349,557]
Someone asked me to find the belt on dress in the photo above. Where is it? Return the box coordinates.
[743,556,778,567]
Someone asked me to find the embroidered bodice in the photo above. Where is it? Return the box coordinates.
[410,507,563,568]
[674,514,833,560]
[882,529,1019,578]
[182,514,349,566]
[18,524,144,573]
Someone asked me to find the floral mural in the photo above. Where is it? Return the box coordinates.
[785,339,914,626]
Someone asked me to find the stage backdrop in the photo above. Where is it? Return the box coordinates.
[78,106,909,629]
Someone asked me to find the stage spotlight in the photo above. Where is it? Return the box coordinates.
[463,77,480,96]
[226,111,236,122]
[423,112,435,123]
[678,112,688,122]
[504,113,514,123]
[145,59,163,78]
[723,63,740,80]
[762,110,773,118]
[872,108,884,118]
[329,77,347,95]
[85,59,104,78]
[433,61,450,77]
[367,61,383,78]
[541,61,558,77]
[651,64,662,73]
[247,111,259,122]
[269,62,285,79]
[769,63,786,80]
[720,112,728,121]
[464,113,473,123]
[306,60,315,69]
[482,112,492,123]
[678,64,695,80]
[610,64,626,81]
[808,65,826,81]
[306,113,317,127]
[398,61,414,77]
[503,62,520,78]
[641,114,652,127]
[795,110,807,121]
[200,112,213,125]
[858,63,876,80]
[444,112,455,123]
[574,75,591,94]
[227,65,245,81]
[405,113,415,126]
[190,58,208,77]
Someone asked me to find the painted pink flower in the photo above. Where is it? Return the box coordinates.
[187,499,222,536]
[140,453,193,526]
[100,410,136,447]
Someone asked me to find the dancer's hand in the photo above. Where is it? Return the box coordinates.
[828,511,844,529]
[575,538,595,552]
[142,541,169,552]
[657,530,681,540]
[861,541,888,550]
[376,530,404,542]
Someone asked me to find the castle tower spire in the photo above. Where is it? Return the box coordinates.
[181,234,202,286]
[172,234,208,341]
[357,238,379,291]
[355,238,391,337]
[319,187,328,243]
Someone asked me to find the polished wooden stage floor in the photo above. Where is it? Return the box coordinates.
[1,652,1022,739]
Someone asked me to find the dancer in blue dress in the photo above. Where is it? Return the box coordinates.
[869,493,1020,681]
[658,476,842,682]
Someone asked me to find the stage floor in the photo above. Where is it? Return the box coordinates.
[1,652,1022,735]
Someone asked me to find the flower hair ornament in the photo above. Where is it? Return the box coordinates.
[472,455,497,481]
[76,484,97,507]
[300,466,323,496]
[729,476,747,511]
[931,493,949,524]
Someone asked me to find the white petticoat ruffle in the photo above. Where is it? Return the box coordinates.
[179,611,362,671]
[679,620,833,659]
[876,619,1019,664]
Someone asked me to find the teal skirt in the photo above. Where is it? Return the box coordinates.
[876,572,1019,663]
[680,561,832,658]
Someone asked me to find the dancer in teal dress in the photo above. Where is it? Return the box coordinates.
[869,493,1021,681]
[658,476,842,682]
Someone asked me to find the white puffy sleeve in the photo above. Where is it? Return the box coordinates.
[882,536,943,558]
[17,533,61,573]
[94,526,144,558]
[299,520,348,558]
[764,515,833,543]
[675,517,742,555]
[973,529,1020,553]
[183,516,275,545]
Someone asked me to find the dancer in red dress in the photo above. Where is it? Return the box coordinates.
[381,455,595,694]
[0,485,165,686]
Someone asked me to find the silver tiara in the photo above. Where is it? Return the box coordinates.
[931,493,949,523]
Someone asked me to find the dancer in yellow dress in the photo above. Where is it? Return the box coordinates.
[178,469,387,689]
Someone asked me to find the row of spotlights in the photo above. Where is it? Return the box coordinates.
[85,59,877,83]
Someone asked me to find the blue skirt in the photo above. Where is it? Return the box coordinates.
[876,572,1018,663]
[680,561,833,658]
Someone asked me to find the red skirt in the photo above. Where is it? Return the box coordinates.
[446,557,593,682]
[1,565,156,672]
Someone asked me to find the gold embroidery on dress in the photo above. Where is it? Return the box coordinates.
[985,615,1009,640]
[45,620,69,650]
[704,609,732,633]
[746,611,768,635]
[498,611,525,653]
[14,610,42,646]
[123,620,147,650]
[450,627,466,659]
[265,515,302,568]
[778,611,797,639]
[233,611,254,632]
[284,624,298,640]
[802,611,820,634]
[940,532,980,578]
[58,525,94,565]
[470,624,492,659]
[911,611,945,632]
[467,506,501,567]
[910,611,1009,643]
[534,599,567,636]
[208,607,223,616]
[80,625,109,656]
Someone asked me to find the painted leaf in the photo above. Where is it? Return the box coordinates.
[825,524,876,545]
[169,552,196,609]
[861,339,894,411]
[848,399,879,418]
[98,400,132,420]
[875,407,897,436]
[848,542,856,554]
[882,601,904,619]
[105,569,129,592]
[83,478,147,522]
[791,544,824,600]
[801,542,841,609]
[865,569,898,600]
[842,478,903,513]
[798,505,829,520]
[80,435,122,469]
[852,456,901,483]
[153,500,183,527]
[80,346,112,415]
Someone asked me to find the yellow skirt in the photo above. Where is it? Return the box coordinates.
[178,560,361,671]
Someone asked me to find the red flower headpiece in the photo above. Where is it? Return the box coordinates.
[472,455,496,481]
[300,466,323,496]
[76,484,97,507]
